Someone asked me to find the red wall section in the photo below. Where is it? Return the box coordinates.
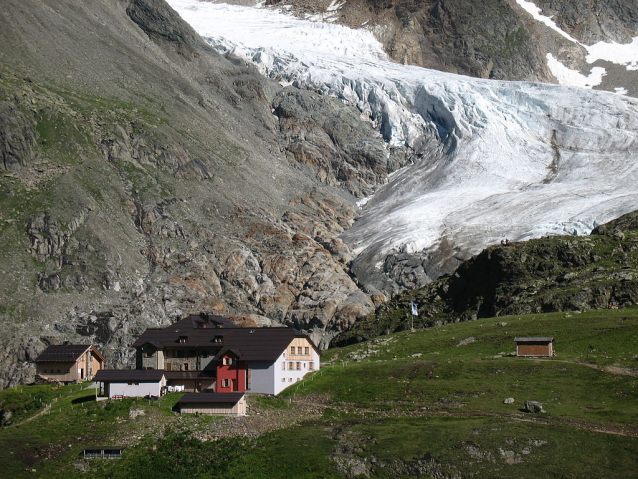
[216,355,246,393]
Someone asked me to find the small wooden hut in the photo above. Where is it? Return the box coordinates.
[514,337,555,357]
[177,392,246,416]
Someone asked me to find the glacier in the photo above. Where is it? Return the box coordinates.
[168,0,638,293]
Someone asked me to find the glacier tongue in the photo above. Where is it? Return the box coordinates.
[168,0,638,293]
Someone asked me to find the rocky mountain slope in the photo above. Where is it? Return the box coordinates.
[0,0,404,388]
[333,210,638,346]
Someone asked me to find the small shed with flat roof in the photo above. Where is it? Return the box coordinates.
[177,392,246,416]
[515,337,555,357]
[94,370,166,398]
[82,447,125,459]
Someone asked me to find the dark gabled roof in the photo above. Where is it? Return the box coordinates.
[514,337,555,343]
[213,347,242,361]
[132,313,318,362]
[132,313,238,348]
[36,344,92,363]
[93,370,165,382]
[83,447,125,452]
[221,329,297,361]
[178,392,244,404]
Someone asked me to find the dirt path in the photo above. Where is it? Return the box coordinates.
[290,398,638,438]
[5,403,52,428]
[528,358,638,378]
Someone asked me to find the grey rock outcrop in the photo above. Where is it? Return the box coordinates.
[334,211,638,346]
[524,400,545,414]
[273,88,411,197]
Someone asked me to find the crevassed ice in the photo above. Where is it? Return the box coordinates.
[167,0,638,283]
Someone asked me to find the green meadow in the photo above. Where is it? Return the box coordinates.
[1,308,636,478]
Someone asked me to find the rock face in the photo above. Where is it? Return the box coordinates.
[273,88,411,197]
[333,211,638,346]
[532,0,638,45]
[0,0,390,388]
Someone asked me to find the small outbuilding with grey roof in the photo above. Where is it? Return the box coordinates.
[35,344,105,383]
[515,337,555,357]
[93,370,166,398]
[177,392,246,416]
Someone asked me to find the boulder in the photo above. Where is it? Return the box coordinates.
[524,400,545,413]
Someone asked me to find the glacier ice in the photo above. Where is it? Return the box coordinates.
[168,0,638,292]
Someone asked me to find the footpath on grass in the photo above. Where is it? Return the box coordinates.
[529,358,638,378]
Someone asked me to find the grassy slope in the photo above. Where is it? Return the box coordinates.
[1,309,636,478]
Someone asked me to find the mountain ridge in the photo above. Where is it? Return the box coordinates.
[333,210,638,346]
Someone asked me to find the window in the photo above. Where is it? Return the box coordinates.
[296,362,301,370]
[221,379,230,388]
[179,336,188,343]
[214,335,223,343]
[288,362,293,370]
[224,357,236,366]
[281,362,285,370]
[288,378,292,382]
[183,363,189,371]
[304,347,309,355]
[309,362,314,371]
[145,351,154,358]
[281,378,286,382]
[290,346,295,355]
[127,382,139,386]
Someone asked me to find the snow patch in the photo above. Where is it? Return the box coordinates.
[586,38,638,71]
[546,53,606,88]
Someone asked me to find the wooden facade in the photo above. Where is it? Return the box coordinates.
[35,345,105,383]
[177,393,246,416]
[515,337,555,357]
